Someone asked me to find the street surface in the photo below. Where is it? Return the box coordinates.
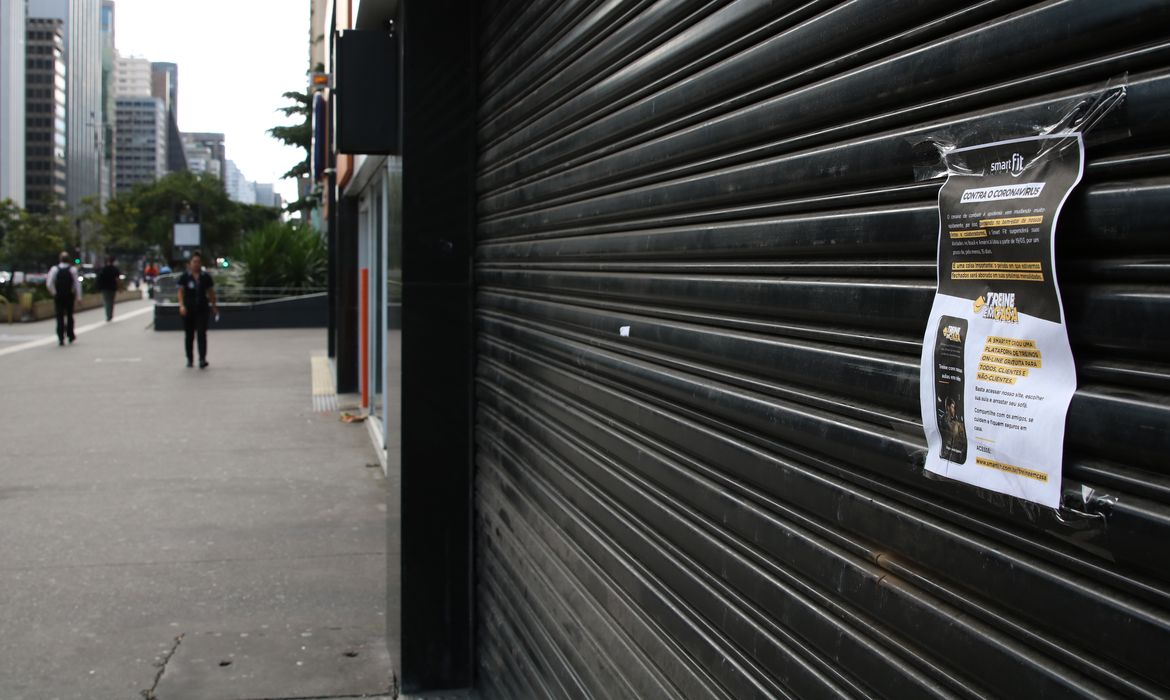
[0,299,391,699]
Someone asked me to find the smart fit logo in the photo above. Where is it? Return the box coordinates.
[989,153,1025,177]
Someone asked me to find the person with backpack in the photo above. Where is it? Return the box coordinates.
[46,252,81,346]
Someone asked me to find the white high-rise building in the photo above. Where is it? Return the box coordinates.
[109,16,168,193]
[241,179,255,206]
[181,132,224,183]
[114,52,151,97]
[29,0,102,214]
[224,159,254,204]
[254,182,277,209]
[0,0,26,205]
[183,142,216,178]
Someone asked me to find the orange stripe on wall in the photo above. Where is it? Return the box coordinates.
[360,267,369,409]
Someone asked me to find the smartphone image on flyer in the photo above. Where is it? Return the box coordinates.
[934,315,968,464]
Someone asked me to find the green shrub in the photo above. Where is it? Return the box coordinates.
[1,284,51,303]
[232,221,326,293]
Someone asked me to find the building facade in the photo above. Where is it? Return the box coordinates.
[0,0,26,206]
[98,0,113,204]
[223,159,254,204]
[114,53,150,97]
[181,131,224,182]
[183,132,225,163]
[309,0,327,72]
[113,95,164,193]
[150,62,176,114]
[253,182,278,209]
[24,18,66,211]
[150,61,186,172]
[318,1,1170,697]
[29,0,102,215]
[239,179,256,206]
[181,141,217,179]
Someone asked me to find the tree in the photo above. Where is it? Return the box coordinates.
[0,199,20,254]
[237,202,282,239]
[90,195,142,255]
[0,203,72,272]
[108,171,280,258]
[76,172,281,263]
[131,171,237,253]
[268,88,311,181]
[268,68,322,214]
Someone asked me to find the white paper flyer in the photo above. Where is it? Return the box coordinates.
[920,134,1084,508]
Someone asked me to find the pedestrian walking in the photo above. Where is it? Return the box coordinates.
[177,251,219,369]
[46,252,81,346]
[144,262,159,299]
[97,256,120,321]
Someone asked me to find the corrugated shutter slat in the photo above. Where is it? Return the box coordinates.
[475,1,1170,697]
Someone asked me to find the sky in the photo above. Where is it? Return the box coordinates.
[111,0,310,204]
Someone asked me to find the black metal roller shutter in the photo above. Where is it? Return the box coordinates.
[473,1,1170,697]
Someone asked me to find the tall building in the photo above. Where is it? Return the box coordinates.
[113,95,164,193]
[29,0,102,215]
[223,159,253,204]
[309,0,328,70]
[114,53,150,96]
[182,140,219,179]
[182,132,225,182]
[253,182,279,209]
[0,0,26,206]
[24,18,67,211]
[150,62,186,172]
[99,0,114,203]
[183,132,225,163]
[240,178,256,206]
[150,61,176,115]
[113,52,172,192]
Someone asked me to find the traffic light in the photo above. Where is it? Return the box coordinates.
[217,257,231,269]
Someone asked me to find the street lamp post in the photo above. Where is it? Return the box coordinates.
[84,111,103,263]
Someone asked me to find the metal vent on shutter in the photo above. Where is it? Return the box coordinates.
[473,0,1170,697]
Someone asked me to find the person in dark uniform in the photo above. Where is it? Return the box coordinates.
[177,252,219,368]
[96,256,120,321]
[46,252,81,346]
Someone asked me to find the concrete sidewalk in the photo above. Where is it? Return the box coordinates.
[0,304,391,699]
[0,293,150,352]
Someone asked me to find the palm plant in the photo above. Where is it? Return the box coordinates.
[233,222,326,295]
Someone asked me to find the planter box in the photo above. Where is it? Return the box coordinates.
[154,293,328,331]
[21,289,142,321]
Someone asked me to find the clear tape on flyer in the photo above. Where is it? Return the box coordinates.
[907,79,1128,535]
[910,76,1130,183]
[1061,484,1119,522]
[891,421,1117,559]
[907,443,1118,561]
